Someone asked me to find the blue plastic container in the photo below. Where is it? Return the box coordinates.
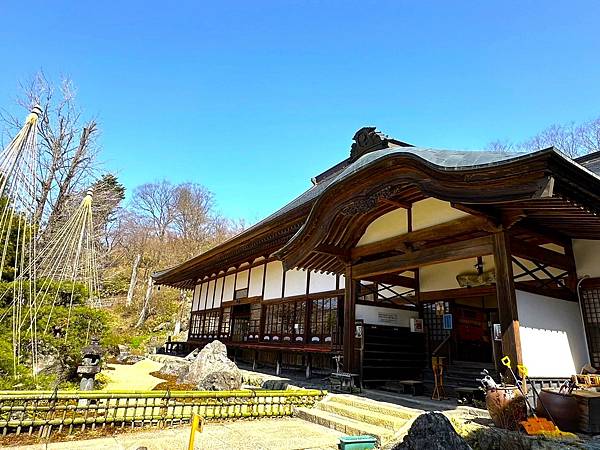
[338,435,377,450]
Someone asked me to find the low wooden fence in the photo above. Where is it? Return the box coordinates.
[0,389,326,437]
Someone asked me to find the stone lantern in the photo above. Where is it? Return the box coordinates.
[77,336,103,391]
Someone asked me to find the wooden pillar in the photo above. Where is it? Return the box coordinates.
[564,241,578,294]
[305,353,312,379]
[343,264,358,373]
[492,231,523,374]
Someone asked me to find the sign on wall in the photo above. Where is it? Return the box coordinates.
[443,313,453,330]
[377,311,399,324]
[410,318,424,333]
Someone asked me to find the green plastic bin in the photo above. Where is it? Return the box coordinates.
[338,435,377,450]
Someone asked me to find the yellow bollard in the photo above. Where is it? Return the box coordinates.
[188,413,204,450]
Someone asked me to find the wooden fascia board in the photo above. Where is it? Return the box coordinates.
[352,235,494,279]
[277,153,552,271]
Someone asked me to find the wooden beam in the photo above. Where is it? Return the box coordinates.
[352,235,493,280]
[343,264,358,372]
[510,237,574,271]
[451,203,501,230]
[352,216,494,260]
[512,220,571,247]
[362,273,417,289]
[379,198,411,209]
[493,231,523,375]
[418,285,496,302]
[314,244,350,259]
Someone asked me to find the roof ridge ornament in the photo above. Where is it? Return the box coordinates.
[350,127,392,161]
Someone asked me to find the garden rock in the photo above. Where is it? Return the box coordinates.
[157,355,191,376]
[178,340,242,390]
[391,412,471,450]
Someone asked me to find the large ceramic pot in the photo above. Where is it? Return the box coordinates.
[486,386,528,430]
[536,389,579,432]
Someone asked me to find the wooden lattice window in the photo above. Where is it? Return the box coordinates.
[220,307,231,339]
[310,297,339,344]
[247,303,262,339]
[263,300,306,343]
[422,301,451,352]
[188,309,220,339]
[581,283,600,367]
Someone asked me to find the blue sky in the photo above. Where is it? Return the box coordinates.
[1,1,600,224]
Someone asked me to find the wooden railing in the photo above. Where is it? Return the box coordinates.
[0,389,326,437]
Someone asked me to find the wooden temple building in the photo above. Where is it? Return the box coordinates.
[153,127,600,389]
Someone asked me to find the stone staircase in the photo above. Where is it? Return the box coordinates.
[295,394,421,446]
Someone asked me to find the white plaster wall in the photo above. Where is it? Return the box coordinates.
[573,239,600,278]
[248,264,265,297]
[354,199,468,247]
[199,282,208,311]
[356,304,419,327]
[517,290,589,378]
[411,198,468,231]
[236,269,249,290]
[339,275,345,289]
[263,261,284,300]
[192,284,201,311]
[206,279,216,309]
[419,256,495,292]
[222,274,235,302]
[213,277,224,308]
[284,268,307,297]
[309,271,337,293]
[356,208,408,246]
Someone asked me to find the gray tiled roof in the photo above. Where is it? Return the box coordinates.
[154,143,600,282]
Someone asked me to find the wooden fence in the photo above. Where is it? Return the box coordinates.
[0,389,326,438]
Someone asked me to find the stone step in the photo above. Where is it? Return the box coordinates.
[318,401,406,431]
[326,395,420,421]
[295,406,393,445]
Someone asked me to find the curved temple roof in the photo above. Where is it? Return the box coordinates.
[153,127,600,288]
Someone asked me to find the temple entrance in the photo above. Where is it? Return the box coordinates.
[230,304,250,342]
[452,303,494,363]
[423,295,497,366]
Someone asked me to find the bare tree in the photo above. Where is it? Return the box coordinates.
[579,118,600,154]
[0,72,101,228]
[521,122,580,157]
[135,276,154,328]
[130,180,177,240]
[487,115,600,157]
[126,253,141,307]
[119,180,244,328]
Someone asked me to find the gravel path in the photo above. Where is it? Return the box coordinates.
[102,359,164,391]
[11,417,343,449]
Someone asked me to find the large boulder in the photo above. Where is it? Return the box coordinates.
[153,354,191,377]
[178,341,242,391]
[391,412,472,450]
